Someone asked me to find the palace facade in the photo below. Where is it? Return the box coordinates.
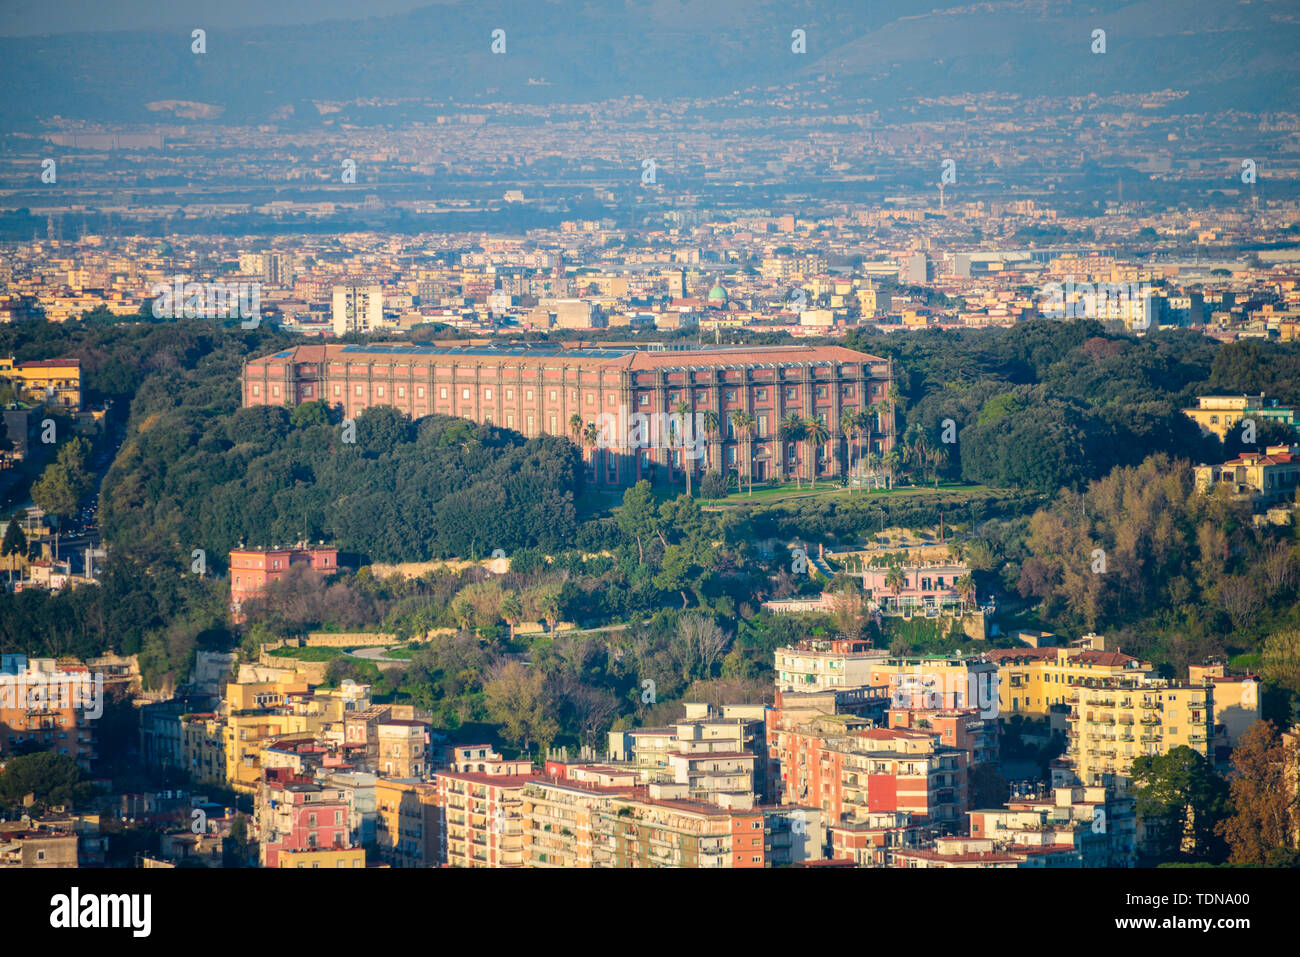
[241,343,895,487]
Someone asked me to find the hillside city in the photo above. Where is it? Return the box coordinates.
[0,3,1298,896]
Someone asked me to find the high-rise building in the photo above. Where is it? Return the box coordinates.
[331,284,384,336]
[262,252,294,287]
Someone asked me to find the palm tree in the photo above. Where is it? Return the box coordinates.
[778,412,806,488]
[929,444,948,488]
[673,399,693,497]
[884,563,907,613]
[804,417,830,490]
[583,421,601,477]
[730,409,756,496]
[852,410,873,489]
[840,409,858,485]
[904,425,934,486]
[701,409,719,472]
[866,451,882,490]
[955,574,976,614]
[568,412,583,444]
[882,449,900,490]
[501,591,523,641]
[884,384,904,439]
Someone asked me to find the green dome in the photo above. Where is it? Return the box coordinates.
[707,284,728,301]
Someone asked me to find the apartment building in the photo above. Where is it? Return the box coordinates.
[241,342,895,487]
[435,768,536,868]
[181,713,226,786]
[827,811,929,867]
[984,645,1152,719]
[276,846,367,868]
[1188,662,1262,753]
[523,770,640,867]
[592,790,766,868]
[0,827,79,868]
[893,835,1080,869]
[868,654,1000,714]
[0,656,99,771]
[1182,393,1299,441]
[821,728,970,827]
[969,785,1137,867]
[607,702,769,804]
[342,704,432,776]
[257,771,357,868]
[331,284,384,335]
[374,778,440,867]
[887,708,999,768]
[773,638,885,693]
[376,720,430,779]
[767,685,892,804]
[1066,678,1214,787]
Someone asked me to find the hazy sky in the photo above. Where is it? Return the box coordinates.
[0,0,439,35]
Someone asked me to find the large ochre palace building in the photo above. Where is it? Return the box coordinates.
[242,343,896,487]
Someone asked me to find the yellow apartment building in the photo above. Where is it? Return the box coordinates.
[985,645,1152,719]
[181,714,226,786]
[1188,663,1261,749]
[374,778,440,867]
[1066,679,1213,787]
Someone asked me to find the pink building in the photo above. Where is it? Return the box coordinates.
[861,562,971,615]
[257,769,354,868]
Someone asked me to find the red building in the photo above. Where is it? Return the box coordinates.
[241,343,895,486]
[768,721,969,829]
[229,544,338,622]
[257,770,355,868]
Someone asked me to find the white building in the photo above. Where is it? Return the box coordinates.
[332,284,384,336]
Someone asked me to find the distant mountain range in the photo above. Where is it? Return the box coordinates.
[2,0,1297,128]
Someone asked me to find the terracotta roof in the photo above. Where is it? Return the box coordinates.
[248,343,887,372]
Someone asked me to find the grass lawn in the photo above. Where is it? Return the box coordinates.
[701,481,1007,509]
[266,645,347,661]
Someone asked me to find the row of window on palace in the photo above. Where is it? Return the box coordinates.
[250,382,886,406]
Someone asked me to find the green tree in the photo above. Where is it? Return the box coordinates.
[1131,746,1229,862]
[2,513,28,560]
[0,753,91,812]
[730,410,756,495]
[617,480,659,564]
[31,463,80,521]
[778,413,806,488]
[804,417,830,489]
[485,660,559,752]
[673,399,694,497]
